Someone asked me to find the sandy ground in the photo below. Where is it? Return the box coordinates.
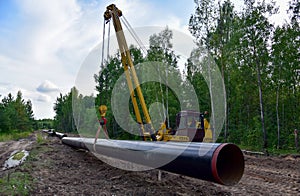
[0,132,300,195]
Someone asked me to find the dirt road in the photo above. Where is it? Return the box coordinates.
[0,132,299,195]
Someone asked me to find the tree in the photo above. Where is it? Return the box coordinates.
[146,27,180,128]
[148,27,179,68]
[0,100,10,132]
[270,0,300,149]
[53,89,76,133]
[189,0,241,141]
[94,51,126,138]
[0,91,34,133]
[93,28,182,138]
[237,0,278,150]
[210,0,238,140]
[187,0,299,151]
[15,91,32,131]
[189,0,217,49]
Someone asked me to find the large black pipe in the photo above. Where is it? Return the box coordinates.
[54,131,67,139]
[42,129,55,136]
[43,130,67,139]
[62,137,244,185]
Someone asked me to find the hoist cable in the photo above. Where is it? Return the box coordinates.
[166,66,170,128]
[110,13,172,130]
[121,16,147,55]
[122,16,147,54]
[101,18,106,69]
[120,17,143,53]
[107,20,111,61]
[156,62,166,121]
[121,15,172,127]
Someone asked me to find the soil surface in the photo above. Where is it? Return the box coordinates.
[0,131,300,195]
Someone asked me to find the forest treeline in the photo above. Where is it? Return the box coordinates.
[54,0,299,152]
[0,91,34,133]
[187,0,300,150]
[0,91,55,135]
[2,0,296,152]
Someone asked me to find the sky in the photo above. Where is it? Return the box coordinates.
[0,0,290,119]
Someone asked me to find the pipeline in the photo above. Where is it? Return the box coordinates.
[44,130,244,185]
[43,129,67,139]
[61,137,244,186]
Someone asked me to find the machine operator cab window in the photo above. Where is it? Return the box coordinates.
[176,110,212,142]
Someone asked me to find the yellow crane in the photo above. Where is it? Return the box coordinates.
[102,4,213,142]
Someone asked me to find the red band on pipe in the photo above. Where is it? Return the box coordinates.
[211,143,227,185]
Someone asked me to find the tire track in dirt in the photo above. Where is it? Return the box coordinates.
[217,154,300,195]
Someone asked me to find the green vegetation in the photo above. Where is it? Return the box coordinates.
[0,91,55,142]
[188,0,300,152]
[53,89,78,133]
[0,91,34,133]
[0,172,32,196]
[0,91,35,142]
[53,0,299,153]
[12,151,26,161]
[0,130,32,142]
[0,133,53,195]
[36,133,46,144]
[34,118,55,130]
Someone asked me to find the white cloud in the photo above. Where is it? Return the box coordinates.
[0,0,288,119]
[0,0,89,119]
[36,80,60,93]
[36,94,51,103]
[0,82,58,119]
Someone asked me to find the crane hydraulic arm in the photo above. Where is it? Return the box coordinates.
[104,4,156,141]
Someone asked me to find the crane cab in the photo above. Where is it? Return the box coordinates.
[175,110,213,142]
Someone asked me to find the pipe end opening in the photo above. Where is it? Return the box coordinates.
[212,143,244,186]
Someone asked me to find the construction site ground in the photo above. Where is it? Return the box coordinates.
[0,131,299,195]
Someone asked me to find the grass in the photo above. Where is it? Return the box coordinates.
[36,133,46,144]
[0,135,54,195]
[0,131,53,195]
[0,130,32,142]
[0,172,32,196]
[12,151,26,160]
[267,148,300,156]
[238,144,300,155]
